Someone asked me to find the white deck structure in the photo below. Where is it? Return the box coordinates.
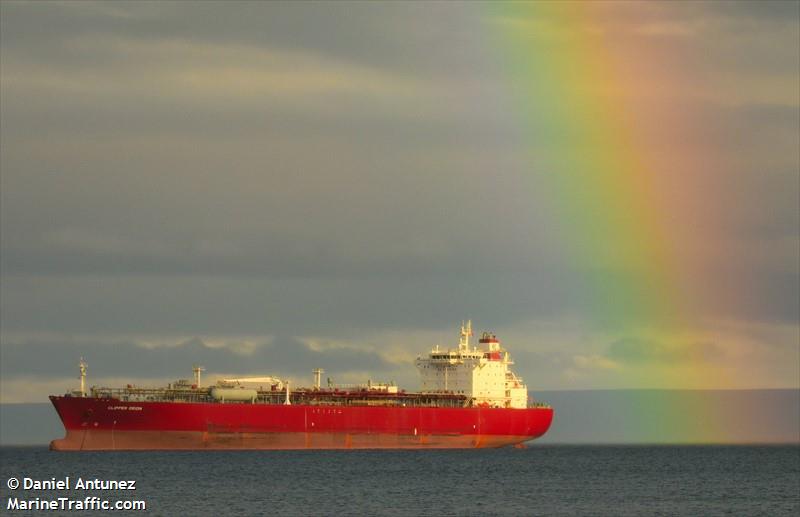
[415,321,528,408]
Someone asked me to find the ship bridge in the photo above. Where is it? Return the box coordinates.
[415,321,528,409]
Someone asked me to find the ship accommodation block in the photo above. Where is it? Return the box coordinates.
[415,322,529,409]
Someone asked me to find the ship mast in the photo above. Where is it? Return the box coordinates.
[79,358,87,397]
[193,365,205,388]
[313,368,324,390]
[459,320,472,351]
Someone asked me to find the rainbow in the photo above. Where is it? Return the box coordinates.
[486,1,683,329]
[482,1,740,394]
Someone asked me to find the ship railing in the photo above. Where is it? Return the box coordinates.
[83,385,489,409]
[88,386,213,403]
[253,390,470,408]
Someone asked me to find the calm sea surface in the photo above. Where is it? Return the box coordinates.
[1,445,798,516]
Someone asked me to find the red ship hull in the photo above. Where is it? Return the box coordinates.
[49,396,554,450]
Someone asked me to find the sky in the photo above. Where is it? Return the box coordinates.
[1,1,798,403]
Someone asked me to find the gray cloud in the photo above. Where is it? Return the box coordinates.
[1,1,797,392]
[607,337,725,364]
[0,1,493,79]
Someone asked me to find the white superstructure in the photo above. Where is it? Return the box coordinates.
[415,321,528,409]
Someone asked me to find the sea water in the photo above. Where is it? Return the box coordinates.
[1,445,797,516]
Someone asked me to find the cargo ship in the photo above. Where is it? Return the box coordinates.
[49,321,553,450]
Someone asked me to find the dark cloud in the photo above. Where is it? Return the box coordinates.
[0,273,572,337]
[712,0,800,22]
[0,335,394,381]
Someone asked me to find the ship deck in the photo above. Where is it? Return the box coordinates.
[83,387,550,409]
